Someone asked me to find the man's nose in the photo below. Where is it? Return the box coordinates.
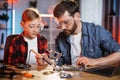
[61,25,66,29]
[60,23,66,29]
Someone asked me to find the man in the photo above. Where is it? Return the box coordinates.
[53,0,120,66]
[8,8,49,66]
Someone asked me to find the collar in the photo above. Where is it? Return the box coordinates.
[81,22,89,37]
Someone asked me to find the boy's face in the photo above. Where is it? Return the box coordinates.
[22,18,42,39]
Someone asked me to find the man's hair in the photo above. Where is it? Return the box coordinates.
[53,0,79,18]
[22,8,40,23]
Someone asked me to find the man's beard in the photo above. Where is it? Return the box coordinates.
[63,20,77,36]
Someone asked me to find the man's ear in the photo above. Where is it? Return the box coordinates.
[74,12,80,21]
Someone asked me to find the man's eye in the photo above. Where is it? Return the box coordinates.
[59,21,68,25]
[37,25,41,28]
[64,21,68,24]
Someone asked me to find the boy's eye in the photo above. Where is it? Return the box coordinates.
[29,25,34,28]
[28,25,41,29]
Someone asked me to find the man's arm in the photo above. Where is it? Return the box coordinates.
[77,26,120,66]
[76,52,120,66]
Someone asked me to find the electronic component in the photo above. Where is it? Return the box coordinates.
[59,71,72,78]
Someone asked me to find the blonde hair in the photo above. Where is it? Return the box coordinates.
[21,8,40,23]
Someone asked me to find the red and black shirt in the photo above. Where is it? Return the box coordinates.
[8,32,49,65]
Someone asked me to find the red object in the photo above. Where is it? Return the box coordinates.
[8,0,17,4]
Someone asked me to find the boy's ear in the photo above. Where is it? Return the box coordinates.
[20,21,24,28]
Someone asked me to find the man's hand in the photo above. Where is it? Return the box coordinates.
[76,57,96,66]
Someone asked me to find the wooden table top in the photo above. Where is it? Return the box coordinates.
[0,64,120,80]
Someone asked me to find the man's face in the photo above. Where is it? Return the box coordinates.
[56,11,77,36]
[21,18,43,39]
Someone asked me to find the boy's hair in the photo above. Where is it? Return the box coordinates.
[22,8,40,23]
[53,0,79,18]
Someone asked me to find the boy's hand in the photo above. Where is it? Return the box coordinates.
[35,53,48,65]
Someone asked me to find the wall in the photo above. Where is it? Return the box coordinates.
[80,0,103,25]
[12,0,28,34]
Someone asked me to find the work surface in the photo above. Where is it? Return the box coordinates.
[0,64,120,80]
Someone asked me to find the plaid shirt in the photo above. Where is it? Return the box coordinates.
[8,33,49,65]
